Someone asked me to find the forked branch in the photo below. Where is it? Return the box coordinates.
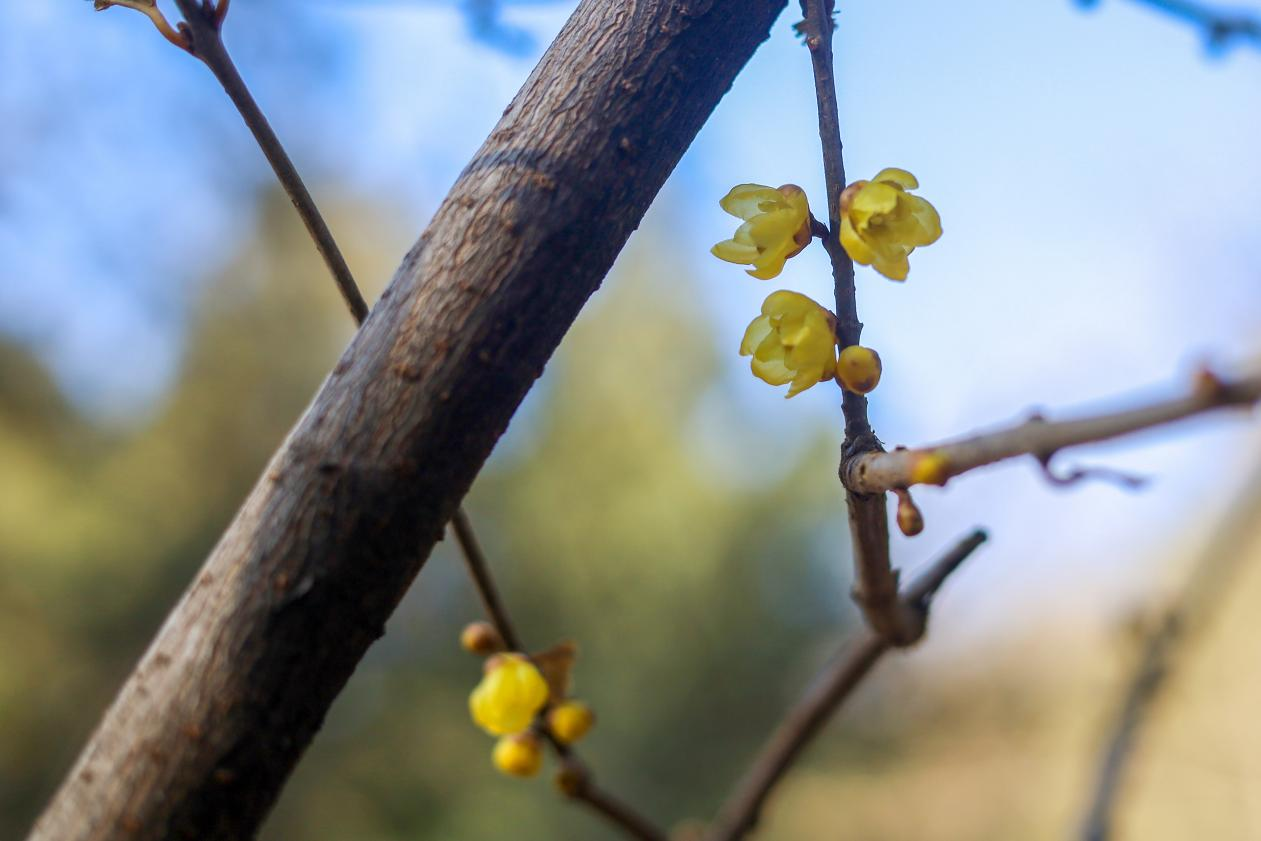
[705,529,988,841]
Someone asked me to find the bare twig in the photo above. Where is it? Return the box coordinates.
[1079,0,1261,52]
[705,529,989,841]
[799,0,907,643]
[1080,465,1261,840]
[171,0,370,323]
[845,370,1261,494]
[450,508,523,652]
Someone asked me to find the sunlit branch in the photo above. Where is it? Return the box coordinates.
[705,530,989,841]
[845,370,1261,495]
[1079,466,1261,840]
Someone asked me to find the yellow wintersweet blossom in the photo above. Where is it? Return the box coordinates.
[740,291,838,398]
[839,168,941,281]
[712,184,813,280]
[469,654,550,736]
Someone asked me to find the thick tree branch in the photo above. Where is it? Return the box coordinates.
[705,530,989,841]
[845,370,1261,495]
[144,10,664,837]
[1079,466,1261,840]
[799,0,905,643]
[29,2,787,838]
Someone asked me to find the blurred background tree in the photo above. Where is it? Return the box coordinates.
[4,1,1261,839]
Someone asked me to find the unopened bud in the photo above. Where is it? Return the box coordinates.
[894,490,924,537]
[492,732,543,778]
[837,346,882,394]
[548,700,595,745]
[460,621,505,656]
[554,763,587,797]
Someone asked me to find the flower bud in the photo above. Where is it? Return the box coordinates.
[460,621,505,656]
[836,346,882,394]
[554,763,587,797]
[894,490,924,537]
[548,700,596,745]
[492,732,543,778]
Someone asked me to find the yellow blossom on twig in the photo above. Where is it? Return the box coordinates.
[712,184,812,280]
[469,654,549,736]
[740,291,838,398]
[839,168,941,281]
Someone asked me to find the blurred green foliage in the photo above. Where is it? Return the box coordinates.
[0,190,854,839]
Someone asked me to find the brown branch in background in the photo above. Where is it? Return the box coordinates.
[798,0,908,643]
[1079,466,1261,840]
[705,530,988,841]
[845,370,1261,495]
[1078,0,1261,52]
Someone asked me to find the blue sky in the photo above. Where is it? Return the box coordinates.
[3,0,1261,644]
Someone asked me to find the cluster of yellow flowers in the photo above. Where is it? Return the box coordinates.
[461,622,595,778]
[712,169,940,397]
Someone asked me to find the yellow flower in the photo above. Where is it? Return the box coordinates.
[469,654,550,736]
[739,291,838,398]
[548,700,595,745]
[839,168,941,281]
[712,184,813,280]
[492,732,544,778]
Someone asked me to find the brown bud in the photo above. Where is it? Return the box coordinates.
[460,621,505,656]
[894,489,924,537]
[553,762,587,797]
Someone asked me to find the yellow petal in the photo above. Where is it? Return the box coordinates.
[720,184,781,220]
[747,209,800,247]
[839,216,876,266]
[746,253,787,280]
[872,167,918,190]
[762,289,812,316]
[751,355,795,386]
[711,240,759,265]
[739,314,773,357]
[904,195,942,245]
[873,250,910,281]
[850,181,900,217]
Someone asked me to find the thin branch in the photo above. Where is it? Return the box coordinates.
[1080,0,1261,52]
[845,370,1261,494]
[1079,465,1261,840]
[799,0,906,643]
[171,0,370,324]
[705,529,989,841]
[450,508,523,652]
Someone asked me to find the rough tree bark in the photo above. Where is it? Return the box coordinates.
[29,1,787,838]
